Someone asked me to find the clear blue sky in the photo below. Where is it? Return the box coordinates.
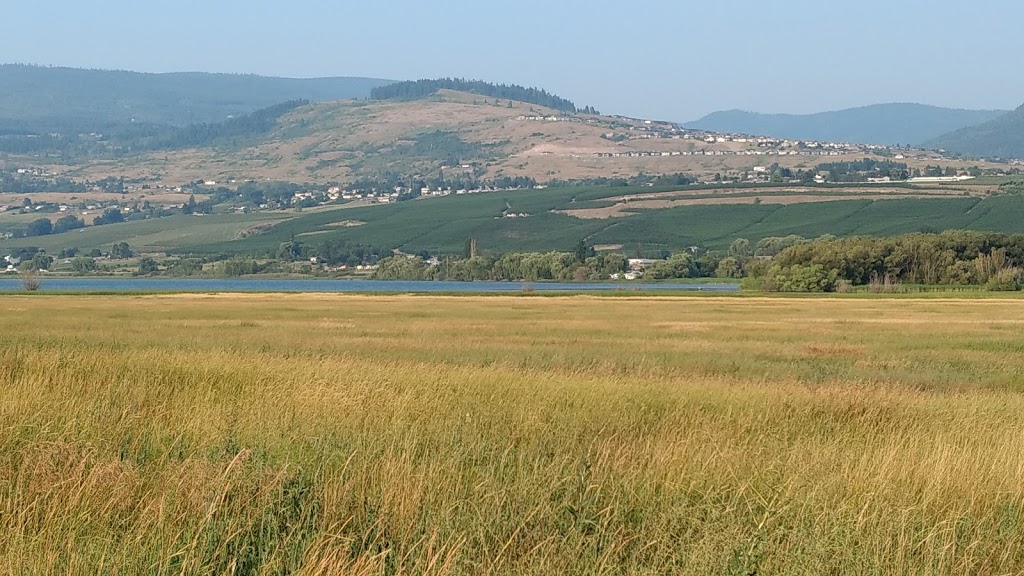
[3,0,1023,120]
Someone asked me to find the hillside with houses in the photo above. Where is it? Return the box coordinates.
[2,87,1010,193]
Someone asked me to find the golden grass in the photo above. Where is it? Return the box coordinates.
[1,294,1024,574]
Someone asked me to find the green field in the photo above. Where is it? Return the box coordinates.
[200,191,1024,256]
[0,211,286,254]
[2,294,1024,574]
[5,186,1024,257]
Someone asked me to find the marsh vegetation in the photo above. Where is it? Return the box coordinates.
[1,295,1023,573]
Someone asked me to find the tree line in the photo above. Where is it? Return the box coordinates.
[371,79,594,114]
[142,100,308,150]
[753,231,1024,291]
[366,231,1024,292]
[0,99,308,157]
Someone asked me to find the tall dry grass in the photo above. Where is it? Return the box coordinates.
[0,294,1023,574]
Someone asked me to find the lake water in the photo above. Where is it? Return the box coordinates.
[0,278,739,293]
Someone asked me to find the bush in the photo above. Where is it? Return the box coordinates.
[985,268,1023,291]
[20,270,41,291]
[71,257,97,275]
[138,258,160,275]
[762,263,839,292]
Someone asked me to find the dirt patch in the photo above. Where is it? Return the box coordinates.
[234,221,283,239]
[602,186,973,203]
[325,220,366,228]
[556,193,972,219]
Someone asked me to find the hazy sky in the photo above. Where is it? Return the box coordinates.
[4,0,1023,120]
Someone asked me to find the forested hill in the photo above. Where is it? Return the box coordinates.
[146,100,309,150]
[0,64,392,131]
[926,104,1024,159]
[684,104,1006,146]
[371,78,597,114]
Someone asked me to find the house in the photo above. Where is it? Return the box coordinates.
[627,259,659,271]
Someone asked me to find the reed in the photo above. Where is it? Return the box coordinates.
[1,294,1023,574]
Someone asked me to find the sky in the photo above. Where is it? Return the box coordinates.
[3,0,1024,121]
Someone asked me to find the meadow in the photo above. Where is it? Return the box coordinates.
[2,294,1024,574]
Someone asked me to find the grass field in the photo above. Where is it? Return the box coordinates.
[0,211,286,254]
[2,294,1024,574]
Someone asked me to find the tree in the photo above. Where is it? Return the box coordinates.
[24,252,53,271]
[182,194,198,215]
[729,238,752,259]
[223,259,263,277]
[53,214,85,234]
[138,257,159,275]
[71,257,97,274]
[25,218,52,237]
[93,208,124,226]
[715,257,743,279]
[574,240,590,263]
[109,242,133,259]
[276,241,304,261]
[20,269,41,291]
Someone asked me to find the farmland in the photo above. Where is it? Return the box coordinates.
[2,294,1024,574]
[5,183,1024,257]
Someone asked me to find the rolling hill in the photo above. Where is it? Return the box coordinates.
[0,64,393,132]
[53,90,987,187]
[925,104,1024,159]
[683,104,1006,146]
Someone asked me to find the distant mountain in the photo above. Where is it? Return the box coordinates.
[925,104,1024,159]
[0,64,393,132]
[683,104,1007,146]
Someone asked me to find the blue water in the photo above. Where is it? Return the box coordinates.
[0,278,739,293]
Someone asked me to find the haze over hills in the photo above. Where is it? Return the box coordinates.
[0,78,1019,259]
[683,104,1007,146]
[926,104,1024,159]
[47,89,994,188]
[0,64,393,131]
[0,70,1010,186]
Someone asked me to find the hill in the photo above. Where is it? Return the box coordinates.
[925,104,1024,159]
[0,64,393,132]
[683,104,1006,146]
[49,90,992,187]
[371,78,597,113]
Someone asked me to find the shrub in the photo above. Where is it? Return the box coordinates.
[762,263,839,293]
[985,267,1023,291]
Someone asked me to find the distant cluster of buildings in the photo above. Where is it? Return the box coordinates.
[514,113,954,163]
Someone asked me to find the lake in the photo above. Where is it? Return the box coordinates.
[0,278,739,293]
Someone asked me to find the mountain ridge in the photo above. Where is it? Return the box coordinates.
[683,103,1007,146]
[0,64,394,130]
[925,104,1024,159]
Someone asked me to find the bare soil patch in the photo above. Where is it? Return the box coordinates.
[556,193,969,219]
[325,220,366,227]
